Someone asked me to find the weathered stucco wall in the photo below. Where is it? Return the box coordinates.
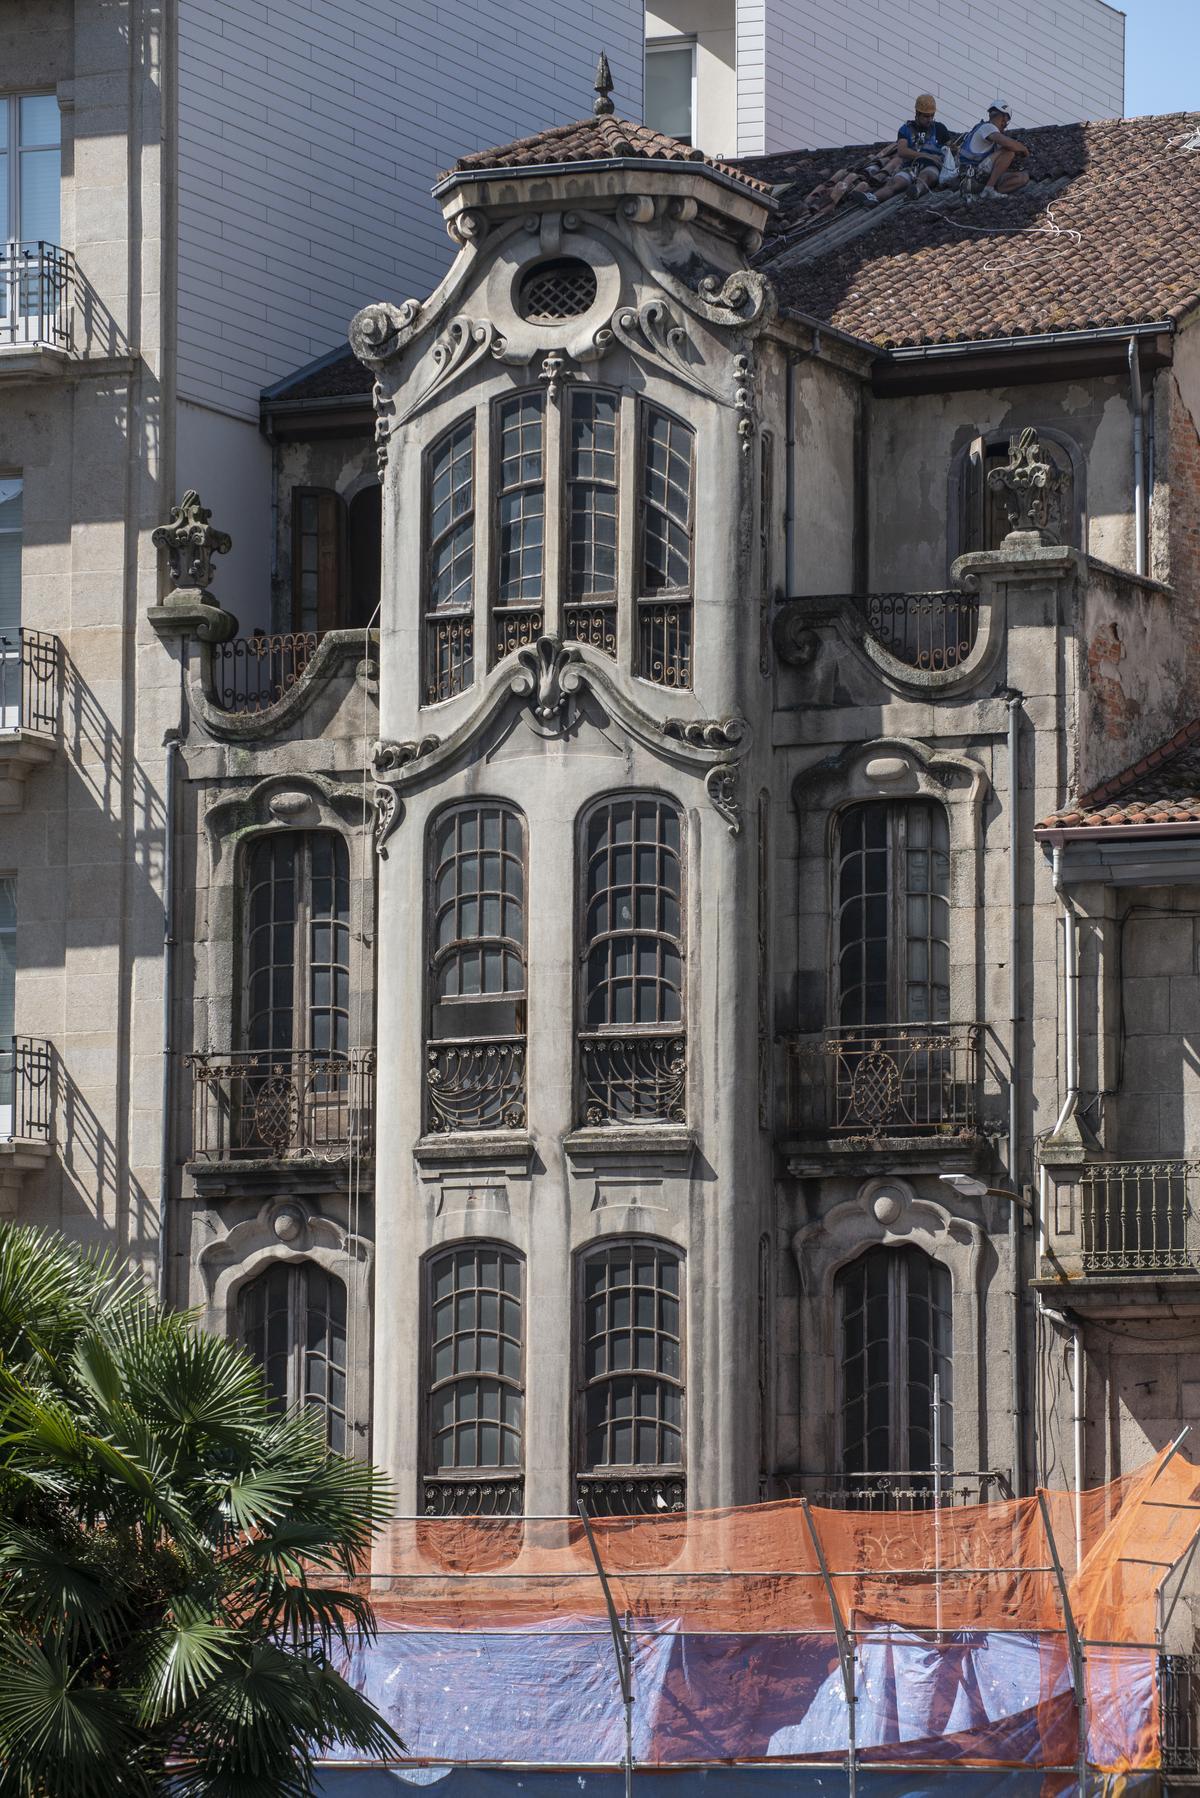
[789,358,857,595]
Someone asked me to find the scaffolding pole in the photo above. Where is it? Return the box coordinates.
[1039,1490,1088,1798]
[577,1500,634,1798]
[801,1498,856,1798]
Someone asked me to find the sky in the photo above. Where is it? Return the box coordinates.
[1123,0,1200,115]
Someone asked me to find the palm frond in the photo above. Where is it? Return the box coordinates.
[135,1614,239,1725]
[0,1628,145,1797]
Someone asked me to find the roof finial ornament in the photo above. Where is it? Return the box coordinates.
[593,50,615,116]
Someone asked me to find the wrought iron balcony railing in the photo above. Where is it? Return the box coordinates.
[564,600,616,658]
[576,1473,686,1516]
[791,1469,1008,1511]
[492,607,542,662]
[423,1475,525,1517]
[579,1030,686,1127]
[211,631,320,716]
[0,1037,53,1142]
[860,591,980,672]
[186,1048,374,1162]
[784,1022,982,1140]
[637,598,692,688]
[0,630,60,735]
[1161,1652,1200,1774]
[426,1037,526,1133]
[1,242,74,351]
[1072,1159,1200,1275]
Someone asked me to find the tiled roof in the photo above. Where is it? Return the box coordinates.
[1038,719,1200,831]
[739,113,1200,349]
[443,116,775,196]
[262,346,373,404]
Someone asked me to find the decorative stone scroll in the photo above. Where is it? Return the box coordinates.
[987,428,1068,541]
[148,491,237,643]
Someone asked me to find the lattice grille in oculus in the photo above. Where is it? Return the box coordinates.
[519,258,597,322]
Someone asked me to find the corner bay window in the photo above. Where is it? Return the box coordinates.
[838,1245,952,1493]
[419,390,696,703]
[423,1243,524,1515]
[577,1239,685,1515]
[579,795,685,1127]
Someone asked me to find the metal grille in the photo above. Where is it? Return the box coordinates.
[862,591,981,671]
[0,1036,53,1142]
[427,1039,526,1132]
[187,1048,374,1161]
[637,600,692,688]
[784,1023,982,1139]
[578,1240,684,1484]
[425,1244,524,1482]
[793,1470,1006,1511]
[564,602,617,656]
[1076,1160,1197,1273]
[240,1261,348,1453]
[518,257,597,322]
[580,1031,686,1125]
[212,632,319,716]
[1160,1652,1200,1773]
[1,242,73,350]
[426,419,475,702]
[423,1475,525,1517]
[576,1474,686,1516]
[0,629,60,733]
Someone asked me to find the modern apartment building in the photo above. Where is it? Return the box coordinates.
[644,0,1125,156]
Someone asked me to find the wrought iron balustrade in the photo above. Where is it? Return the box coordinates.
[784,1022,982,1139]
[0,1037,53,1142]
[211,631,320,716]
[426,614,473,704]
[1070,1159,1200,1274]
[794,1469,1007,1511]
[426,1037,526,1133]
[187,1048,374,1161]
[0,630,60,734]
[1,242,73,351]
[1161,1652,1200,1774]
[564,601,616,658]
[860,591,980,672]
[423,1475,525,1517]
[580,1030,686,1127]
[576,1473,686,1517]
[637,599,692,688]
[492,607,542,661]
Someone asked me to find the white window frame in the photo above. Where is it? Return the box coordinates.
[644,38,697,146]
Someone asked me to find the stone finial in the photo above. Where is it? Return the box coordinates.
[152,490,232,594]
[986,428,1067,542]
[593,50,615,116]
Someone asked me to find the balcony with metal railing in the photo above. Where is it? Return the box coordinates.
[426,1038,526,1134]
[0,630,61,809]
[859,591,981,673]
[787,1469,1009,1511]
[210,631,320,716]
[1,242,74,361]
[576,1472,686,1516]
[1040,1159,1200,1290]
[186,1048,374,1166]
[782,1022,984,1147]
[1161,1652,1200,1776]
[422,1475,525,1518]
[0,1036,55,1209]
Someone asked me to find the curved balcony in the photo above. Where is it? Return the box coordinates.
[859,590,980,672]
[210,630,320,716]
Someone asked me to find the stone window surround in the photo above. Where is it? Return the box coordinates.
[419,380,697,707]
[573,1232,686,1483]
[791,737,989,1036]
[947,424,1086,575]
[419,1236,526,1484]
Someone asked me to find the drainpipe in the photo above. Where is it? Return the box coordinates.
[1128,336,1146,577]
[1007,694,1026,1495]
[158,728,181,1306]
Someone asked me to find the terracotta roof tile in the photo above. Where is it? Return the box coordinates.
[739,113,1200,349]
[1037,718,1200,831]
[442,116,774,196]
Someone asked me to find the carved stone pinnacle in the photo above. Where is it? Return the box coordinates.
[152,490,232,594]
[986,428,1067,543]
[593,50,615,116]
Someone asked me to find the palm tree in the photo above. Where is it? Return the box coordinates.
[0,1224,401,1796]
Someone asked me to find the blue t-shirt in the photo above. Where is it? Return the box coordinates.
[898,119,950,163]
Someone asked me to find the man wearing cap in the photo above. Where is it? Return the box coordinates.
[959,104,1031,197]
[895,96,952,197]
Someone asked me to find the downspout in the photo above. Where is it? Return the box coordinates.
[158,724,181,1306]
[1128,336,1146,577]
[1007,694,1025,1495]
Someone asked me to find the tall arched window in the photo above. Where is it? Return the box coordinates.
[837,800,949,1029]
[565,387,619,659]
[492,391,545,661]
[245,832,350,1055]
[426,803,526,1132]
[579,795,685,1126]
[424,417,475,704]
[838,1246,952,1493]
[638,404,693,689]
[239,1260,349,1453]
[423,1242,524,1515]
[576,1239,685,1516]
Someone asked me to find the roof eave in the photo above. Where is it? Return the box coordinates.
[433,157,778,213]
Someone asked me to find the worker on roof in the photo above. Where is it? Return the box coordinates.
[959,103,1031,198]
[895,95,954,197]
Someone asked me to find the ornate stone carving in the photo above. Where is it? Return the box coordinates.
[734,352,755,451]
[705,762,742,836]
[447,208,488,246]
[510,635,584,723]
[593,50,615,116]
[605,301,729,406]
[152,491,231,593]
[663,716,746,750]
[373,786,403,858]
[987,428,1067,540]
[395,317,506,427]
[371,380,394,476]
[694,269,776,328]
[538,351,572,401]
[349,298,422,366]
[374,736,440,776]
[622,196,656,224]
[772,609,820,667]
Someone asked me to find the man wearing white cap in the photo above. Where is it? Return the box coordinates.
[959,104,1031,198]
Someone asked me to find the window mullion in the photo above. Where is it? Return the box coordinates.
[294,838,312,1055]
[889,805,906,1024]
[617,393,638,677]
[543,388,563,641]
[288,1264,305,1415]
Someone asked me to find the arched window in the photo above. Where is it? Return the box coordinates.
[239,1260,349,1453]
[245,832,350,1055]
[837,800,949,1029]
[424,417,475,703]
[423,1242,524,1515]
[579,795,685,1126]
[838,1246,952,1493]
[576,1239,685,1516]
[426,803,526,1132]
[638,404,694,688]
[565,387,619,659]
[492,391,545,661]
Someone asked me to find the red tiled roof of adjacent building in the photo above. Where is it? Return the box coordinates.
[739,112,1200,349]
[1037,719,1200,831]
[442,115,776,196]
